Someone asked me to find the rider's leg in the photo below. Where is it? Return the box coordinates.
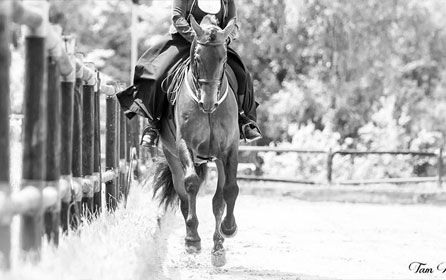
[227,57,262,142]
[140,79,166,147]
[242,71,259,122]
[138,34,190,147]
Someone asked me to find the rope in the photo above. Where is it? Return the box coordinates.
[162,57,191,105]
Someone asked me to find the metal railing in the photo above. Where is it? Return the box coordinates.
[238,146,445,187]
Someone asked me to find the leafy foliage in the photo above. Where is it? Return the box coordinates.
[236,0,446,150]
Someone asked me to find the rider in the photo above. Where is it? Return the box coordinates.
[117,0,262,147]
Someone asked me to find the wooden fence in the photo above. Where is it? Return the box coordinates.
[238,146,445,187]
[0,1,138,269]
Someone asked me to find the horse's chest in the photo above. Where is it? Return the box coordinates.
[181,115,223,142]
[179,113,233,157]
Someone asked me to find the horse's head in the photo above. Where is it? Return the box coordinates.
[190,15,235,113]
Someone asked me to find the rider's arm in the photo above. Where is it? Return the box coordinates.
[172,0,195,43]
[226,0,240,44]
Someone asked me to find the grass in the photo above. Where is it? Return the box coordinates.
[1,115,175,280]
[1,177,170,280]
[2,102,172,280]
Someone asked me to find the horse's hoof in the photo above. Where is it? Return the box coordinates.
[185,239,201,254]
[220,219,238,238]
[211,249,226,267]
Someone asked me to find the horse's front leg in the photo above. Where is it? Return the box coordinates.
[220,147,239,238]
[211,159,227,267]
[177,139,201,253]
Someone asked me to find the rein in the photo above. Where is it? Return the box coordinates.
[184,69,229,107]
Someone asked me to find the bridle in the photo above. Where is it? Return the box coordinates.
[185,38,229,106]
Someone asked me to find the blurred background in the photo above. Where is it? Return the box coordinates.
[10,0,446,182]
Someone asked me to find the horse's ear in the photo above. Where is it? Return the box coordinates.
[223,18,236,39]
[190,15,204,38]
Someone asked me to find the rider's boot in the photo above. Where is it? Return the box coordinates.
[140,119,160,148]
[237,94,262,143]
[139,79,166,148]
[239,110,262,143]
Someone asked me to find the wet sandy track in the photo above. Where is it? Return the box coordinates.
[155,192,446,280]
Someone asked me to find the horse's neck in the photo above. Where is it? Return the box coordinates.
[183,68,198,103]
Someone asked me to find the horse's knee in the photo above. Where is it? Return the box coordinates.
[185,174,200,194]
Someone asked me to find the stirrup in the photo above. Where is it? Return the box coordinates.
[240,122,262,143]
[239,112,262,143]
[140,126,160,148]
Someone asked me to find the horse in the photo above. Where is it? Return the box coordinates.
[153,14,240,267]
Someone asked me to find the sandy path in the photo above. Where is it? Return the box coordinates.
[3,138,446,280]
[158,193,446,280]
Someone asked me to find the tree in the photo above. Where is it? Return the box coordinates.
[235,0,446,147]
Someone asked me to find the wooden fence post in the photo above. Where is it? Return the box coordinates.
[20,0,48,261]
[93,71,102,214]
[71,53,84,229]
[115,94,121,202]
[106,93,118,211]
[44,34,62,245]
[438,148,443,189]
[118,83,128,202]
[0,1,11,269]
[327,148,334,185]
[60,35,75,232]
[126,119,134,165]
[81,63,95,216]
[125,117,134,207]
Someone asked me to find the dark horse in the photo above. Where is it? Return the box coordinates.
[153,15,240,267]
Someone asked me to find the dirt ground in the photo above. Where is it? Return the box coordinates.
[2,179,446,280]
[156,192,446,280]
[4,137,446,280]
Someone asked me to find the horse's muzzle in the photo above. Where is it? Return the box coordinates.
[199,101,218,114]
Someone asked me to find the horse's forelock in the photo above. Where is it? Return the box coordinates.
[209,29,217,42]
[195,15,226,45]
